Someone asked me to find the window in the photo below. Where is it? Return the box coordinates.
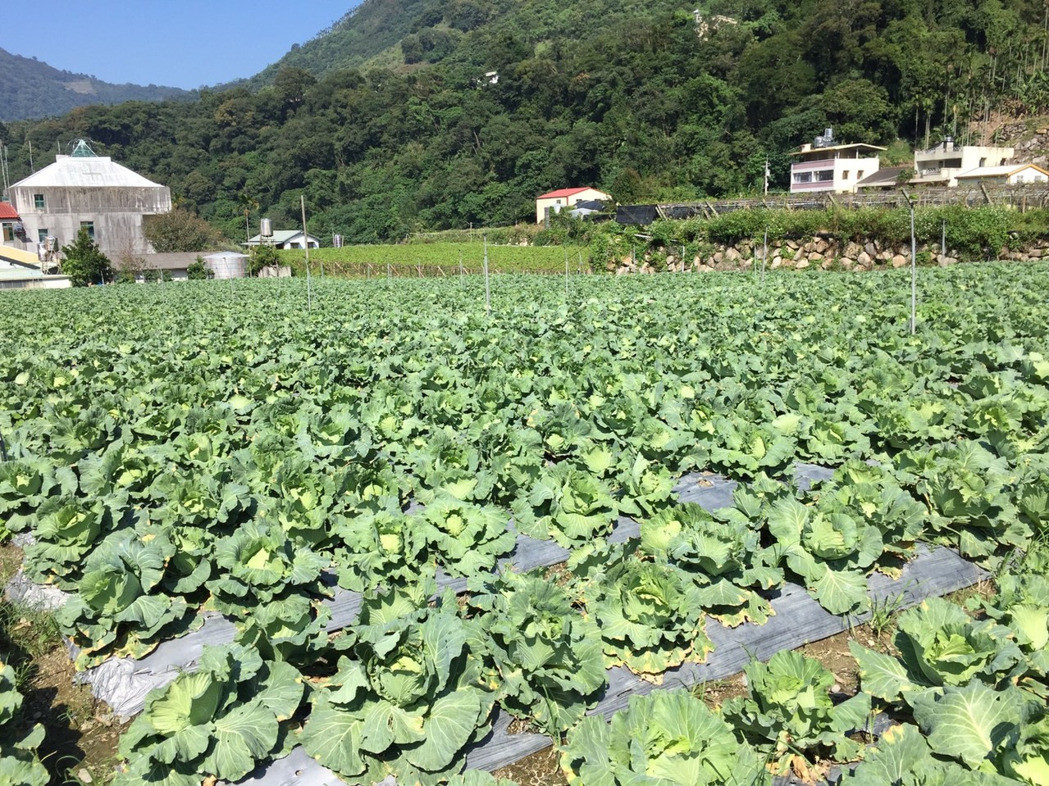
[33,194,45,209]
[843,170,851,180]
[2,225,11,242]
[38,229,49,243]
[815,170,834,182]
[794,172,812,183]
[857,171,865,180]
[80,221,95,240]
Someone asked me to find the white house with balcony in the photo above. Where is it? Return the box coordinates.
[789,130,884,194]
[913,139,1014,187]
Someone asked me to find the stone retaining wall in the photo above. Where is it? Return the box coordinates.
[611,237,1049,274]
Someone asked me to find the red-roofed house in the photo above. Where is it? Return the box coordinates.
[536,187,611,224]
[0,202,22,245]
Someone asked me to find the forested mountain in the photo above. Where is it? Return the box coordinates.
[0,48,192,122]
[3,0,1048,243]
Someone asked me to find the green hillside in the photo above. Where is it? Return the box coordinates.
[3,0,1048,244]
[0,48,193,122]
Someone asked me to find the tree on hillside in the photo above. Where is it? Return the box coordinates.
[144,208,223,252]
[60,228,114,287]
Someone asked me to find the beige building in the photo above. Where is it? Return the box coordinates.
[536,187,611,224]
[7,140,172,264]
[913,140,1014,187]
[954,163,1049,186]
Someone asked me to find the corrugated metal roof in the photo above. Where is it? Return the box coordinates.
[789,143,886,156]
[0,246,41,267]
[537,187,594,199]
[11,155,165,190]
[246,231,318,244]
[0,203,19,220]
[956,163,1049,179]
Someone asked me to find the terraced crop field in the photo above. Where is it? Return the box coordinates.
[1,265,1047,785]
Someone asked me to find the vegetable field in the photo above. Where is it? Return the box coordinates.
[278,243,582,277]
[1,264,1048,785]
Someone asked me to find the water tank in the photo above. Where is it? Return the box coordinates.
[204,252,248,279]
[260,218,273,238]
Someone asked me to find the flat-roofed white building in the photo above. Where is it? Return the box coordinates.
[8,140,172,263]
[789,129,884,194]
[913,139,1014,187]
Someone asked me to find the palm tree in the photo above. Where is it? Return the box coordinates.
[237,192,259,245]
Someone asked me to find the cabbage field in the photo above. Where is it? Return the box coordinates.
[1,265,1048,785]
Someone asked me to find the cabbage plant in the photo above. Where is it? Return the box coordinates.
[576,543,712,678]
[301,604,495,784]
[468,570,606,734]
[115,644,304,785]
[850,597,1027,704]
[512,462,618,546]
[420,493,516,577]
[56,528,193,668]
[560,689,769,786]
[641,502,778,627]
[722,650,871,775]
[766,495,883,615]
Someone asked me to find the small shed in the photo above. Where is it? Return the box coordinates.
[135,252,203,282]
[245,230,320,250]
[536,187,612,224]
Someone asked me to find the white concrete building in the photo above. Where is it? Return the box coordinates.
[7,140,172,263]
[913,140,1014,187]
[790,131,884,195]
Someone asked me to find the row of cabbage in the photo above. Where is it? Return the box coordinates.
[0,267,1046,783]
[110,541,1049,785]
[562,542,1049,785]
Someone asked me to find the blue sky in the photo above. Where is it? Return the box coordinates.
[1,1,360,90]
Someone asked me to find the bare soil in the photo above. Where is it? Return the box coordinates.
[1,543,126,785]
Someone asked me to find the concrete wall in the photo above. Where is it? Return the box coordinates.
[0,276,72,291]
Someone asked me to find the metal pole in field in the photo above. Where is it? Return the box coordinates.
[762,227,768,283]
[941,219,946,258]
[578,251,583,275]
[459,249,464,289]
[301,195,312,313]
[387,260,391,281]
[564,246,569,298]
[908,196,917,335]
[483,234,491,317]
